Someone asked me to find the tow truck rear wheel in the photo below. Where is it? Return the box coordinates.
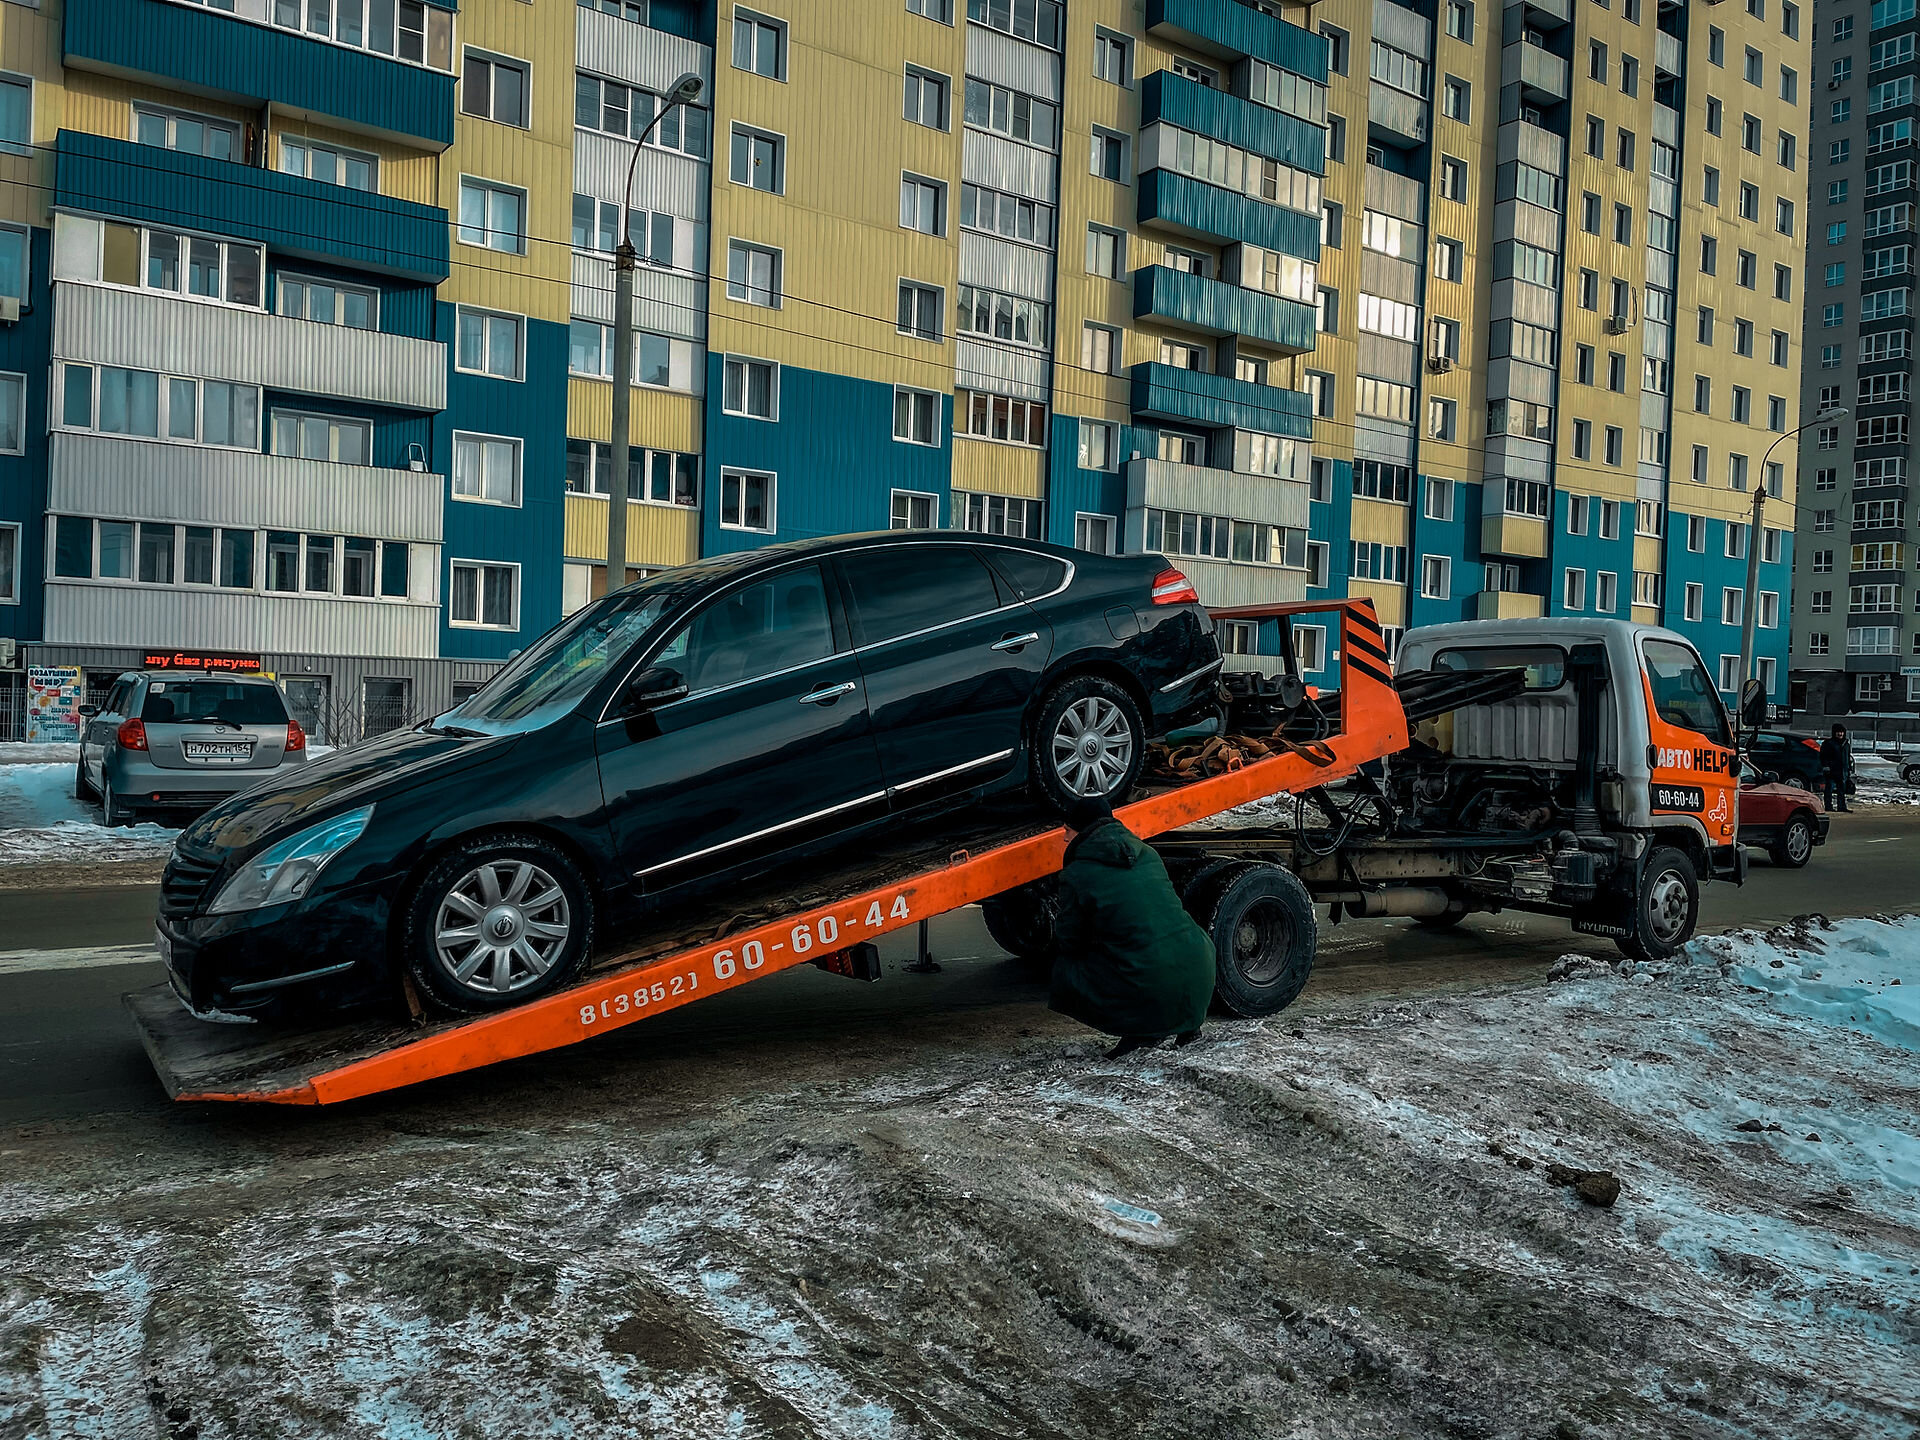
[1193,862,1317,1018]
[1616,845,1699,964]
[980,879,1063,970]
[404,834,595,1014]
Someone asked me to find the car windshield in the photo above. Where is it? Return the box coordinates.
[441,581,695,734]
[141,681,287,726]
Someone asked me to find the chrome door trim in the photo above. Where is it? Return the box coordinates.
[1159,656,1225,693]
[800,680,858,704]
[888,748,1015,795]
[990,631,1042,651]
[596,649,846,727]
[634,789,891,878]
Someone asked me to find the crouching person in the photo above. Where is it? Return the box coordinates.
[1049,797,1216,1059]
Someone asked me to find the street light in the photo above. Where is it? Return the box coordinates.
[1738,405,1848,701]
[606,70,703,592]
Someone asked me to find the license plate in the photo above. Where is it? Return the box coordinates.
[185,740,254,761]
[154,923,173,968]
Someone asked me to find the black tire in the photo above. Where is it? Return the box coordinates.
[403,834,595,1015]
[980,879,1063,969]
[74,759,96,803]
[1615,845,1699,964]
[1901,763,1920,786]
[1196,863,1317,1018]
[1030,674,1146,813]
[101,788,131,828]
[1769,813,1816,869]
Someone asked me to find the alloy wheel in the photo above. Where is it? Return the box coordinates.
[1050,696,1134,797]
[434,859,572,996]
[1786,821,1812,865]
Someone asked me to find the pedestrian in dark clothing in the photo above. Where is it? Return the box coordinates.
[1819,724,1852,812]
[1049,797,1217,1060]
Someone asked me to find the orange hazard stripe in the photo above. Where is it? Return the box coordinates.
[187,603,1407,1105]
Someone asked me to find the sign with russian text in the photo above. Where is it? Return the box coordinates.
[25,666,83,743]
[141,651,265,673]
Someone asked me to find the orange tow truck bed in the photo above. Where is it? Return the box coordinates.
[125,601,1407,1105]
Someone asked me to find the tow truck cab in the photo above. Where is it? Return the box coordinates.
[1395,618,1744,888]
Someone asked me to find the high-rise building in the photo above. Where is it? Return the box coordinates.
[1791,0,1918,734]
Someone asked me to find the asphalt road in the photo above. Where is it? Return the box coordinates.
[1,807,1915,1128]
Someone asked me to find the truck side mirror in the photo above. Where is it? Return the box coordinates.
[619,666,688,715]
[1738,677,1769,730]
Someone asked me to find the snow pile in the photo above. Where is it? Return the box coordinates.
[1710,914,1920,1052]
[0,763,176,865]
[0,743,82,765]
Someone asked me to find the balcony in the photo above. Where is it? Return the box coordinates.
[1133,265,1317,355]
[64,0,454,149]
[1655,31,1684,79]
[55,131,449,284]
[45,580,441,659]
[1505,41,1570,105]
[1369,87,1428,148]
[1145,0,1328,79]
[1141,70,1325,171]
[48,432,446,543]
[1124,457,1307,529]
[53,283,448,413]
[1520,0,1572,24]
[1477,589,1547,620]
[1129,362,1315,436]
[1481,513,1550,559]
[1138,170,1321,263]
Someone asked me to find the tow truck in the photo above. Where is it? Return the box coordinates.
[127,600,1757,1105]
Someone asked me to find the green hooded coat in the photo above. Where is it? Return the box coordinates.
[1049,818,1217,1039]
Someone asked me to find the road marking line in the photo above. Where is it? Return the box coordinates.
[1865,837,1901,844]
[0,944,158,976]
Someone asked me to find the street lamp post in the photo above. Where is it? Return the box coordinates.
[1739,405,1848,698]
[606,70,703,593]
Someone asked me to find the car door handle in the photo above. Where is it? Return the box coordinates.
[991,631,1041,652]
[799,681,858,705]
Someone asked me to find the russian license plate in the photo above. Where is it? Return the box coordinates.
[154,923,173,968]
[185,740,254,761]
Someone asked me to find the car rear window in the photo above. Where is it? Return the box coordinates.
[984,547,1069,601]
[142,681,288,726]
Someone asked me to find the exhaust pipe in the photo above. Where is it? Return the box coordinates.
[1324,887,1460,918]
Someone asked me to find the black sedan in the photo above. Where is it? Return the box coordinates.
[157,532,1223,1020]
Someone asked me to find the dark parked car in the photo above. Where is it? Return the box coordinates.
[1742,730,1827,789]
[157,532,1223,1021]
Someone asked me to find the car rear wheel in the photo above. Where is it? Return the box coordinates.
[73,759,96,803]
[1770,814,1815,868]
[101,788,131,828]
[404,835,595,1014]
[1031,675,1145,812]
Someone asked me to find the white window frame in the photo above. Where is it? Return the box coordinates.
[0,71,30,157]
[55,361,260,451]
[0,370,23,456]
[1420,553,1452,600]
[725,238,783,308]
[1424,476,1454,521]
[1596,570,1618,613]
[1074,511,1116,553]
[900,172,946,236]
[0,520,18,604]
[1077,420,1117,472]
[897,278,944,342]
[904,65,950,129]
[457,176,528,254]
[448,558,521,630]
[451,431,524,508]
[281,136,380,192]
[1564,567,1586,610]
[454,304,526,381]
[892,385,940,446]
[890,488,938,529]
[732,7,788,81]
[277,272,379,330]
[721,354,779,421]
[131,102,242,160]
[720,468,777,533]
[729,123,787,194]
[1294,623,1327,672]
[271,408,375,465]
[1094,28,1131,86]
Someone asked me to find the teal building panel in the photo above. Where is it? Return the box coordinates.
[1129,361,1315,437]
[1138,169,1321,263]
[1133,264,1317,355]
[1141,70,1326,173]
[1145,0,1329,80]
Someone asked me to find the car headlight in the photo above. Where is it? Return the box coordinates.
[207,805,375,915]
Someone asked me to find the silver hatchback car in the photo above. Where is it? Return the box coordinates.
[76,672,310,826]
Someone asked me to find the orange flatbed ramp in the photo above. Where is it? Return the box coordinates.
[128,601,1407,1106]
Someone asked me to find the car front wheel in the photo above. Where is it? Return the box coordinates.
[403,835,595,1014]
[1031,675,1145,812]
[1770,814,1815,868]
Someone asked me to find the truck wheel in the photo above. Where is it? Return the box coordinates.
[404,835,595,1014]
[1769,814,1815,869]
[1031,676,1145,812]
[1615,846,1698,964]
[1199,863,1317,1018]
[980,879,1062,969]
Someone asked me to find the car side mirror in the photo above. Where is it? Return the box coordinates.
[620,666,688,715]
[78,705,99,718]
[1738,677,1769,730]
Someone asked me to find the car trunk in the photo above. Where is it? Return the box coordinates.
[141,681,291,772]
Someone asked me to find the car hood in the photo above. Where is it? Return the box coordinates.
[1741,779,1822,805]
[184,727,517,856]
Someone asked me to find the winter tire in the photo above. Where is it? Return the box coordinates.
[74,760,96,803]
[1196,862,1317,1018]
[1769,814,1815,869]
[403,834,595,1015]
[102,788,130,828]
[980,879,1063,969]
[1615,845,1699,964]
[1031,675,1145,813]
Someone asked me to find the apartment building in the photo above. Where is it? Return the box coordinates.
[1791,0,1919,735]
[0,0,568,739]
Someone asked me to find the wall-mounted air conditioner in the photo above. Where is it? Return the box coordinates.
[1427,355,1455,373]
[0,296,19,325]
[1604,315,1630,334]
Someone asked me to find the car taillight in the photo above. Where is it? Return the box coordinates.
[117,718,148,751]
[285,720,307,753]
[1150,567,1200,605]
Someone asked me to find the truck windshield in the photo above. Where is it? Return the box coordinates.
[1642,639,1731,746]
[442,582,694,734]
[1432,645,1567,690]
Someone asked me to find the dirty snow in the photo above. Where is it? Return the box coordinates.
[3,914,1917,1438]
[0,763,176,867]
[0,743,82,765]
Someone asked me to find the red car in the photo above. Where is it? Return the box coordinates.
[1737,774,1830,868]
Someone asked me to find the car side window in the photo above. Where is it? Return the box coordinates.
[840,546,1006,646]
[985,547,1069,601]
[105,681,134,718]
[661,564,835,695]
[1643,640,1731,746]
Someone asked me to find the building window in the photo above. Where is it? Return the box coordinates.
[1090,126,1128,181]
[722,356,778,419]
[891,490,938,530]
[965,78,1058,148]
[1434,236,1461,280]
[720,469,776,532]
[1564,568,1586,610]
[452,433,521,506]
[1078,421,1117,471]
[461,49,529,127]
[961,182,1055,247]
[1573,419,1592,459]
[1094,28,1131,86]
[1439,156,1467,201]
[575,73,711,156]
[565,440,699,506]
[1604,425,1624,466]
[1420,554,1451,601]
[1596,571,1618,613]
[1080,322,1121,375]
[271,410,373,465]
[908,0,954,21]
[133,104,241,161]
[284,138,377,192]
[1429,397,1456,441]
[956,284,1049,349]
[955,492,1043,538]
[730,125,786,194]
[278,274,376,330]
[0,371,20,456]
[900,173,946,235]
[956,390,1047,447]
[732,8,787,80]
[904,65,949,128]
[1442,76,1470,121]
[1776,197,1795,233]
[892,386,939,446]
[454,306,524,381]
[450,561,518,629]
[897,280,943,341]
[457,177,526,253]
[726,240,782,307]
[1086,224,1125,278]
[56,362,259,450]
